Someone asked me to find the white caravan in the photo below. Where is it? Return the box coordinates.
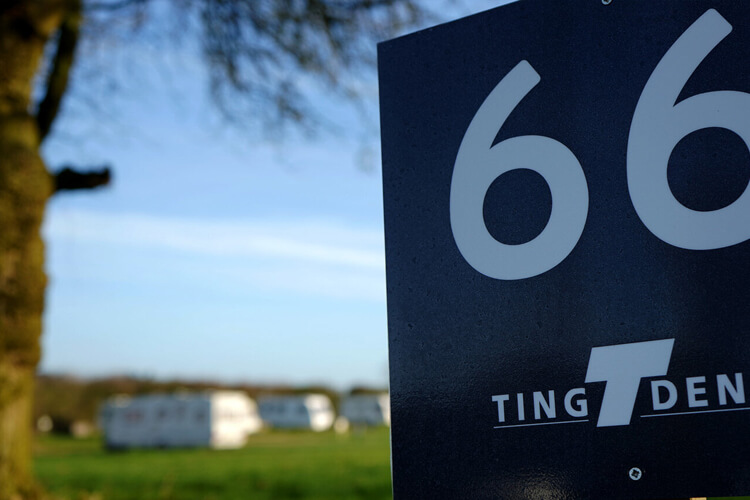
[257,394,335,432]
[100,391,262,449]
[341,394,391,426]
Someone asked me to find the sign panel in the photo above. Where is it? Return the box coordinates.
[378,0,750,498]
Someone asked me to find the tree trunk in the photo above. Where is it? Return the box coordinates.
[0,4,66,499]
[0,113,50,499]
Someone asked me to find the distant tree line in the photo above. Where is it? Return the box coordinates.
[34,374,387,432]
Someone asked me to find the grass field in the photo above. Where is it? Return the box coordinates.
[34,430,750,500]
[33,428,393,500]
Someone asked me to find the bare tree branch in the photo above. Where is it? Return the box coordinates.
[53,165,111,193]
[36,0,82,142]
[84,0,146,12]
[197,0,431,131]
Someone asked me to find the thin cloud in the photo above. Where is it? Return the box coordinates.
[43,209,385,270]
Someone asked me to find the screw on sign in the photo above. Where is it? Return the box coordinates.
[628,467,642,481]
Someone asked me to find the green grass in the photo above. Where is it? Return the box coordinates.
[34,431,750,500]
[34,429,393,500]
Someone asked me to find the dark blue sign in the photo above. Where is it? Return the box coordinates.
[379,1,750,498]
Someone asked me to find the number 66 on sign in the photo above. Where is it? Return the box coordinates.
[450,9,750,280]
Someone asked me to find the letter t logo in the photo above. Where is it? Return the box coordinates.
[585,339,674,427]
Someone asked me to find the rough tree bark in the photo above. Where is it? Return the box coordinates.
[0,2,76,498]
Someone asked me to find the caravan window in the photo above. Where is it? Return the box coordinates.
[125,410,143,423]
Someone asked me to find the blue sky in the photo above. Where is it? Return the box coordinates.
[39,0,508,388]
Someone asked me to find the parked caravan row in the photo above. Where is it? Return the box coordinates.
[256,393,390,430]
[100,391,390,449]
